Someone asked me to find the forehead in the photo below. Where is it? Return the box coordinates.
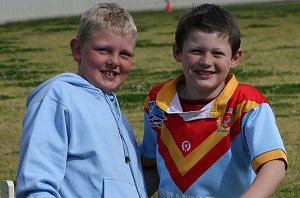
[86,28,135,42]
[184,30,230,47]
[83,29,136,50]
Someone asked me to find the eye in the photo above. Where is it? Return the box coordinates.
[212,51,225,57]
[120,51,133,59]
[190,49,204,55]
[96,48,110,54]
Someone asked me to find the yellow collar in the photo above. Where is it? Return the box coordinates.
[156,74,238,118]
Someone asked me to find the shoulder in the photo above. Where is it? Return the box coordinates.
[26,73,94,107]
[149,79,172,93]
[233,83,270,105]
[148,78,174,98]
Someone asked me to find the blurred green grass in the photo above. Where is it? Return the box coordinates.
[0,2,299,197]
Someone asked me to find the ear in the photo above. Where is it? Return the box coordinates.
[70,38,81,62]
[230,48,243,69]
[173,43,182,62]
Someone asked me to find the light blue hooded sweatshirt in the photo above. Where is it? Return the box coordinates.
[16,73,148,198]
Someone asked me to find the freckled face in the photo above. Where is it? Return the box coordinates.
[71,29,135,93]
[173,30,241,99]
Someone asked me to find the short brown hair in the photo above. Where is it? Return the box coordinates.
[175,4,241,55]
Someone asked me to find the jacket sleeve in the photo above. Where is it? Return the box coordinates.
[17,96,70,198]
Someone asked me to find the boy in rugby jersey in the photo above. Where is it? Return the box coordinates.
[140,3,287,198]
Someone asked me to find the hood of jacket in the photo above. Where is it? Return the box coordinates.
[26,72,103,107]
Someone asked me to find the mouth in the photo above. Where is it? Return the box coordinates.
[194,70,216,75]
[101,70,118,77]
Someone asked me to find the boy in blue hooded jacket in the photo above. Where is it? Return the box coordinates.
[16,3,147,197]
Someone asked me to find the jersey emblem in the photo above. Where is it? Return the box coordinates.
[149,101,167,128]
[181,141,191,152]
[217,108,234,135]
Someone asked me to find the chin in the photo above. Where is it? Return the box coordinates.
[94,81,121,93]
[104,86,121,93]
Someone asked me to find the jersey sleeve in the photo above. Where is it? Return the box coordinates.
[139,97,157,167]
[17,96,69,197]
[242,103,288,173]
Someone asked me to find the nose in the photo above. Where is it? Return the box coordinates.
[107,54,119,67]
[200,53,213,66]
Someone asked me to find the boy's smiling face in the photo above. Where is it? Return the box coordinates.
[71,29,135,93]
[173,30,242,99]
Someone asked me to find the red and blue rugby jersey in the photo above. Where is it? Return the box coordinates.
[140,74,287,198]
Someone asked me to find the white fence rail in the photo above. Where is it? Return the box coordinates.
[0,0,293,24]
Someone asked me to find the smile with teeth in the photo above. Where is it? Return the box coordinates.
[101,70,118,76]
[195,70,216,75]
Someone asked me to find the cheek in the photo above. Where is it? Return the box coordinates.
[182,58,196,71]
[83,50,104,63]
[183,54,198,65]
[120,60,133,73]
[216,59,231,70]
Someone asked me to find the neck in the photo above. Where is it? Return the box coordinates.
[177,82,225,100]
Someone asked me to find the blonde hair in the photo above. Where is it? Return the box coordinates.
[77,3,137,44]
